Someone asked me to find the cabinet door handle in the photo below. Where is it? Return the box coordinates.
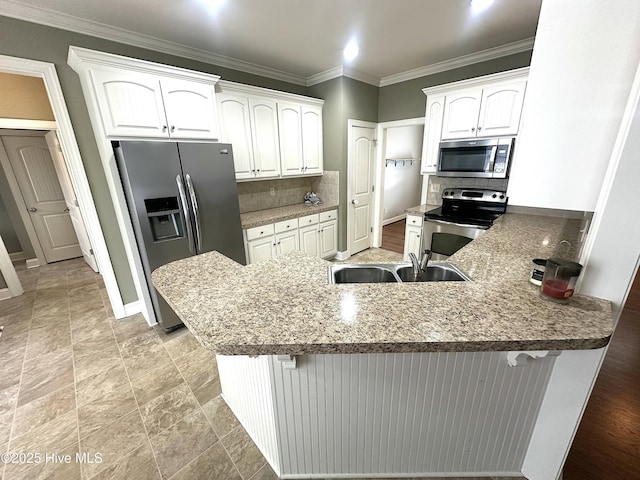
[471,127,476,132]
[477,126,482,131]
[162,125,167,132]
[352,199,359,205]
[63,207,70,212]
[170,125,175,132]
[28,207,37,212]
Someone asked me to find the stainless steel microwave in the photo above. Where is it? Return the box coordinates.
[436,137,515,178]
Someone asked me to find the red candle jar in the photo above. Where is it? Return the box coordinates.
[541,258,583,302]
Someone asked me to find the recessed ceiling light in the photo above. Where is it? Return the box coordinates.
[343,39,359,63]
[470,0,495,14]
[199,0,227,15]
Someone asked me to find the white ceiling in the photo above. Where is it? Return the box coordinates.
[0,0,543,86]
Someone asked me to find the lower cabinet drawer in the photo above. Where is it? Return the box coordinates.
[274,218,299,233]
[298,213,319,226]
[245,223,275,241]
[319,209,337,222]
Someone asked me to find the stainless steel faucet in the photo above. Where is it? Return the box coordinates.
[408,249,432,280]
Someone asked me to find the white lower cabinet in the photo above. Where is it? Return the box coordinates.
[403,215,424,262]
[319,211,338,258]
[244,210,338,264]
[298,214,320,257]
[274,219,299,255]
[245,224,276,264]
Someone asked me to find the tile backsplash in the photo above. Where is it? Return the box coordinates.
[426,176,509,205]
[237,171,339,213]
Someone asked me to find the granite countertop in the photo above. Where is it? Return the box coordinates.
[241,203,339,229]
[152,211,613,356]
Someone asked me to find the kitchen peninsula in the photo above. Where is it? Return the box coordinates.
[152,212,612,479]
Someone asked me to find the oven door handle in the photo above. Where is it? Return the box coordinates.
[424,218,490,230]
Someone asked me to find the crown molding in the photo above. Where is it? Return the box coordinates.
[0,0,309,86]
[379,37,535,87]
[306,66,345,87]
[307,65,380,87]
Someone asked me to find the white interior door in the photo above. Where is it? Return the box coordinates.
[348,124,376,255]
[45,131,98,272]
[1,134,82,264]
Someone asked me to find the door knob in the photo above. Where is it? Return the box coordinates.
[352,199,359,205]
[28,207,37,212]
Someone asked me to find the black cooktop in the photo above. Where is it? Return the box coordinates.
[424,188,508,228]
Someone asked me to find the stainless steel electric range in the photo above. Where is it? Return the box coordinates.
[423,188,508,260]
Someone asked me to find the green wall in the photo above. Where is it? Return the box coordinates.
[309,77,378,250]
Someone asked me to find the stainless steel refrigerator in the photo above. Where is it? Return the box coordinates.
[114,141,246,331]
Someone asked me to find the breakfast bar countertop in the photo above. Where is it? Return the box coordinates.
[152,211,613,356]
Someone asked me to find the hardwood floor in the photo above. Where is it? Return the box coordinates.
[381,220,406,254]
[563,272,640,479]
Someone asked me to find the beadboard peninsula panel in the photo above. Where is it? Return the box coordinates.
[217,355,282,473]
[269,352,554,477]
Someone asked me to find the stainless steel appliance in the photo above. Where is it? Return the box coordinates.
[437,137,514,178]
[114,141,246,331]
[423,188,507,260]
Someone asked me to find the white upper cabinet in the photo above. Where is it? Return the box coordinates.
[441,88,483,140]
[69,47,221,141]
[278,101,305,176]
[279,102,324,176]
[217,81,324,181]
[217,93,280,180]
[421,68,529,170]
[421,95,445,173]
[249,97,281,178]
[160,78,219,140]
[301,105,323,175]
[89,69,169,139]
[476,80,527,137]
[217,93,255,178]
[441,80,527,140]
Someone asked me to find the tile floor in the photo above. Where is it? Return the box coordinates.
[0,253,521,480]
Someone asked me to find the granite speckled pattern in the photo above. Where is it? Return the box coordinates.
[152,212,613,356]
[240,202,339,229]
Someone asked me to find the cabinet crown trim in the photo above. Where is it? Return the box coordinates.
[217,80,324,106]
[422,67,529,97]
[68,46,221,84]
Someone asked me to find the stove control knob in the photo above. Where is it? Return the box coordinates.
[492,194,497,198]
[444,190,449,196]
[499,194,505,199]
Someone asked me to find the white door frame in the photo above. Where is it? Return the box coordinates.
[0,54,125,317]
[373,117,425,248]
[346,119,377,257]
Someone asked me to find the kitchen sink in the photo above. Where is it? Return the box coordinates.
[395,265,468,282]
[331,266,398,284]
[328,262,470,284]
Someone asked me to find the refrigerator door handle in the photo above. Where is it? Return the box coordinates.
[176,175,196,254]
[185,174,202,254]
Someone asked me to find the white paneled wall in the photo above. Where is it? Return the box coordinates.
[268,352,554,478]
[217,355,282,474]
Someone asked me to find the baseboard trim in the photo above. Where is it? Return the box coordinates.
[9,251,26,264]
[123,300,142,317]
[0,288,12,301]
[25,258,40,269]
[334,250,350,261]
